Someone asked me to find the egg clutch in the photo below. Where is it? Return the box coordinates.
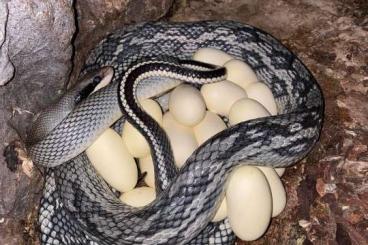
[86,48,286,241]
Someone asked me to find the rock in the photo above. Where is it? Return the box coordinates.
[0,2,14,86]
[70,0,174,84]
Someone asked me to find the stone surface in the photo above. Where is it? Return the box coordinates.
[0,1,14,86]
[170,0,368,243]
[70,0,174,84]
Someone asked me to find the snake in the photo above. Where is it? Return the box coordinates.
[26,21,324,245]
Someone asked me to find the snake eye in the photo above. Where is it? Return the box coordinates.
[75,67,114,104]
[75,76,101,104]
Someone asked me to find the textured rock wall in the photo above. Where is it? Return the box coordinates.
[0,0,172,244]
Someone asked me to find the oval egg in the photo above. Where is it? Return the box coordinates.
[169,84,206,127]
[224,59,259,90]
[228,98,271,125]
[201,80,247,116]
[86,128,138,192]
[193,48,233,66]
[120,187,156,207]
[194,111,227,145]
[122,99,163,158]
[257,166,287,217]
[211,197,228,222]
[245,82,278,115]
[162,112,198,168]
[226,165,272,241]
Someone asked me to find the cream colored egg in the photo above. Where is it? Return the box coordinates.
[226,166,272,241]
[257,166,287,217]
[138,156,155,188]
[224,59,258,90]
[140,99,163,124]
[228,98,271,125]
[122,99,163,158]
[211,197,228,222]
[169,84,206,126]
[192,48,233,66]
[275,168,286,177]
[162,112,198,168]
[201,80,247,116]
[119,187,156,207]
[245,82,278,115]
[86,128,137,192]
[194,111,227,145]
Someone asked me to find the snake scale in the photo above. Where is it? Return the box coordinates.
[28,21,324,245]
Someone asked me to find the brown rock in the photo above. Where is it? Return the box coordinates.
[70,0,174,85]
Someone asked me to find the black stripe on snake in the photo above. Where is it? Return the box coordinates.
[25,21,323,245]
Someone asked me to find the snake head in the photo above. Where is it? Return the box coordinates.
[27,67,114,145]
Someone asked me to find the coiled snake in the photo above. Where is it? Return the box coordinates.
[27,21,324,244]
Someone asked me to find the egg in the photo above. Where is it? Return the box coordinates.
[245,82,278,115]
[194,111,227,145]
[193,48,233,66]
[224,59,258,90]
[275,168,286,177]
[228,98,271,125]
[211,197,228,222]
[162,112,198,168]
[226,165,272,241]
[138,155,155,188]
[119,187,156,207]
[86,128,137,192]
[122,99,163,158]
[257,166,287,217]
[201,80,247,116]
[169,84,206,126]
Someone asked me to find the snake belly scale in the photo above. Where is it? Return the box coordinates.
[30,21,324,245]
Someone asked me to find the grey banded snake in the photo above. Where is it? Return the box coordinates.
[24,21,324,244]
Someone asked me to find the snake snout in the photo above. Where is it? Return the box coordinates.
[27,67,114,145]
[74,66,114,103]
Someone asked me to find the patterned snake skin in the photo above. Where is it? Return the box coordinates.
[31,21,324,244]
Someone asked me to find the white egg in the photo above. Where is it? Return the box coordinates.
[162,112,198,168]
[86,128,137,192]
[226,166,272,241]
[122,99,163,158]
[192,48,233,66]
[211,197,228,222]
[224,59,258,90]
[119,187,156,207]
[228,98,271,125]
[169,84,206,126]
[257,166,287,217]
[245,82,278,115]
[275,168,286,177]
[194,111,227,145]
[138,155,155,188]
[201,80,247,116]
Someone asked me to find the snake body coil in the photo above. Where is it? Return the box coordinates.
[31,21,324,244]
